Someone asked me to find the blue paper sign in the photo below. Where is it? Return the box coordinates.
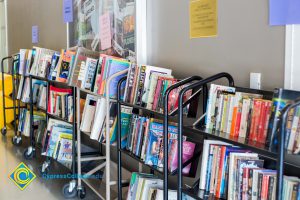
[63,0,73,23]
[32,26,39,44]
[269,0,300,25]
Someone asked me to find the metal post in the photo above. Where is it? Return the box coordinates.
[1,57,11,131]
[11,59,17,136]
[29,75,34,146]
[117,76,127,200]
[106,69,129,200]
[77,88,82,188]
[72,87,76,177]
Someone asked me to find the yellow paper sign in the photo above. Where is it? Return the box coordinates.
[189,0,218,38]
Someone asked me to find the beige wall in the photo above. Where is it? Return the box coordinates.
[6,0,285,90]
[7,0,67,54]
[147,0,285,90]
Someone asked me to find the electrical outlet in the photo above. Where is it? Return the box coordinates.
[250,73,261,90]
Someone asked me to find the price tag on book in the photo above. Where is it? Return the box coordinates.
[63,0,73,23]
[32,26,39,44]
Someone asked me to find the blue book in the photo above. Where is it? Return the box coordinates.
[46,125,72,157]
[135,117,146,156]
[144,120,163,167]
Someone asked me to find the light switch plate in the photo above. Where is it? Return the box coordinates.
[250,73,261,90]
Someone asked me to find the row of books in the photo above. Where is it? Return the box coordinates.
[47,85,74,122]
[41,118,73,168]
[121,113,197,175]
[205,84,300,153]
[18,77,47,110]
[17,47,130,99]
[199,140,300,200]
[79,94,117,142]
[205,84,272,143]
[126,172,192,200]
[18,108,46,137]
[123,64,194,114]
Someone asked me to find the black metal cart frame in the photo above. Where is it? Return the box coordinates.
[22,74,78,198]
[116,75,205,200]
[1,55,23,145]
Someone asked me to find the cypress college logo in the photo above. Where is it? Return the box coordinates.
[9,162,36,190]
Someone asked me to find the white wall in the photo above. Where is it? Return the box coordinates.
[146,0,285,90]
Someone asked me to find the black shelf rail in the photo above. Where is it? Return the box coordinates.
[116,75,205,200]
[177,72,234,200]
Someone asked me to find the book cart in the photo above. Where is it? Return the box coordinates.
[76,69,131,200]
[116,74,206,200]
[116,71,300,200]
[174,72,300,200]
[22,74,79,198]
[1,55,24,145]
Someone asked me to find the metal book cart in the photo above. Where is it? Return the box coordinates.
[22,74,78,198]
[76,69,131,200]
[175,72,300,200]
[1,55,23,146]
[116,74,206,200]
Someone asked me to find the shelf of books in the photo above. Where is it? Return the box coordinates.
[114,70,300,200]
[5,44,300,200]
[176,73,300,200]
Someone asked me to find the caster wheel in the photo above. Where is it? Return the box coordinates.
[38,165,50,176]
[23,147,35,160]
[77,187,86,199]
[62,183,77,198]
[12,136,22,146]
[1,127,7,136]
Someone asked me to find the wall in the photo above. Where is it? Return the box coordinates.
[147,0,285,90]
[6,0,67,55]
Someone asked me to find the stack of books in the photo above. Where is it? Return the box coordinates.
[48,85,73,122]
[41,118,73,168]
[18,108,46,137]
[199,139,300,200]
[18,78,47,109]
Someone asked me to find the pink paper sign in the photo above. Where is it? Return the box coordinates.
[99,13,112,50]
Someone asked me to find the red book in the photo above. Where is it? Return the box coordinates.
[262,101,272,144]
[249,99,261,140]
[261,175,270,200]
[242,167,250,200]
[152,78,163,111]
[215,146,226,198]
[96,55,108,95]
[257,101,267,141]
[252,99,262,141]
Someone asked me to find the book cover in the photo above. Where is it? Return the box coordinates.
[144,119,164,167]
